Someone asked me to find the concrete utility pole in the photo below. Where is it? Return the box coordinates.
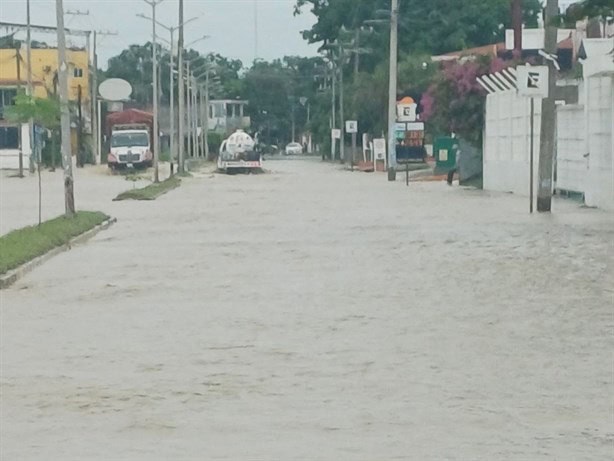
[338,46,345,163]
[143,0,163,183]
[331,59,336,161]
[186,61,192,158]
[511,0,523,57]
[55,0,75,216]
[537,0,559,212]
[178,0,185,173]
[89,30,116,165]
[204,69,210,159]
[387,0,399,180]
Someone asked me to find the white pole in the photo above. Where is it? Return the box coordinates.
[186,61,192,158]
[151,1,160,182]
[97,98,102,163]
[204,69,210,159]
[387,0,399,180]
[169,27,175,175]
[177,0,185,173]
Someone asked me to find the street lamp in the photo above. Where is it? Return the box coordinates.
[136,13,199,176]
[141,0,164,183]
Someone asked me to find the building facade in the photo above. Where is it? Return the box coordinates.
[0,45,90,169]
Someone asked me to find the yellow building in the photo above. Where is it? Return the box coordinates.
[0,46,90,168]
[0,46,90,101]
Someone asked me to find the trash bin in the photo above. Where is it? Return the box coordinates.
[433,137,459,174]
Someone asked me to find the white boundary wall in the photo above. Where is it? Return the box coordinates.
[483,90,541,196]
[584,75,613,210]
[556,103,586,193]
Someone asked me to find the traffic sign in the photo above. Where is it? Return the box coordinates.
[397,96,418,122]
[331,128,341,139]
[345,120,358,133]
[517,66,549,98]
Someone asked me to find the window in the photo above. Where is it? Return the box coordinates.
[0,89,17,119]
[73,68,84,78]
[111,132,150,148]
[0,126,19,149]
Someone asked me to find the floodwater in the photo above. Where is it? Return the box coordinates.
[1,158,613,459]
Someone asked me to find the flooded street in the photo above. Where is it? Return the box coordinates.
[2,158,613,459]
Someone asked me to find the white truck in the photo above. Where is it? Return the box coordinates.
[217,129,261,173]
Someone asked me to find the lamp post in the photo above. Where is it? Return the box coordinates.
[142,0,165,183]
[136,13,198,176]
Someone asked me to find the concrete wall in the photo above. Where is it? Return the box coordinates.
[483,90,541,195]
[556,104,586,194]
[584,75,614,210]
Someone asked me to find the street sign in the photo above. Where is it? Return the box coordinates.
[395,122,406,131]
[331,128,341,139]
[345,120,358,133]
[406,122,425,131]
[397,96,418,122]
[517,66,549,98]
[373,138,386,160]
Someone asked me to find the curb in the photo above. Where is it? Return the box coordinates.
[0,217,117,290]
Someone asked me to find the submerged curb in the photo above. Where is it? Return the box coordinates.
[0,217,117,290]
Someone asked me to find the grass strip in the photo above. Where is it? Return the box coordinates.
[114,176,181,201]
[0,211,109,275]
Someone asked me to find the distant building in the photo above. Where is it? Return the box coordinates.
[432,29,578,71]
[208,99,250,135]
[0,46,90,169]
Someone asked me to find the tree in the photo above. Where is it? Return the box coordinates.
[5,92,60,225]
[295,0,542,60]
[421,57,508,146]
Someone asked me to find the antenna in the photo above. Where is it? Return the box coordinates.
[254,0,259,61]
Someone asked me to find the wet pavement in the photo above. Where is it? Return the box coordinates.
[1,158,613,459]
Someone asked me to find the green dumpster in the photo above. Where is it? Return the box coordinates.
[434,137,459,174]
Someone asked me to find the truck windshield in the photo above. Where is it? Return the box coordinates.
[111,132,149,148]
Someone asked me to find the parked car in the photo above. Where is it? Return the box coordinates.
[285,142,303,155]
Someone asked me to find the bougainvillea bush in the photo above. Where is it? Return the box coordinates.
[421,57,509,146]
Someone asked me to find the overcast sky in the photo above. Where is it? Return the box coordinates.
[1,0,319,68]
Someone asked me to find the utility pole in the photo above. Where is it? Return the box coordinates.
[178,0,185,173]
[331,59,336,161]
[204,69,210,159]
[143,0,163,183]
[66,7,92,165]
[511,0,523,57]
[186,60,192,158]
[90,30,117,165]
[387,0,399,180]
[338,46,345,163]
[194,78,199,157]
[537,0,559,212]
[25,0,33,177]
[56,0,75,216]
[169,27,175,172]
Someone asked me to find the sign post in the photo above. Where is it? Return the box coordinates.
[373,138,386,171]
[517,65,549,213]
[345,120,358,171]
[331,128,341,162]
